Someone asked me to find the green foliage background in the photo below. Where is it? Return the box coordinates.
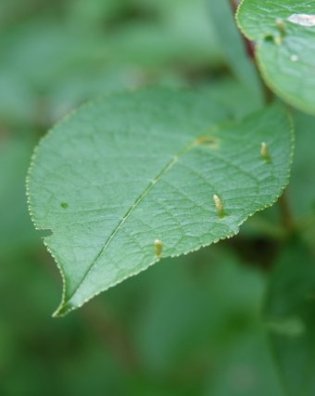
[1,0,315,395]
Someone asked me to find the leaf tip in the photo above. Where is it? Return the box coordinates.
[52,301,75,318]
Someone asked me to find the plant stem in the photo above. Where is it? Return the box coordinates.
[230,0,255,59]
[279,191,295,234]
[230,0,240,12]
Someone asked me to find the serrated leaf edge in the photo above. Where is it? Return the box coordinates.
[26,95,295,317]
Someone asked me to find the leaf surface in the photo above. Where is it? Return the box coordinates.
[237,0,315,114]
[27,88,293,315]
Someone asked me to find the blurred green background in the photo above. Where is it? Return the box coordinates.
[1,1,315,395]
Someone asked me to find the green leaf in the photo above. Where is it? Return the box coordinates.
[264,240,315,396]
[27,88,293,316]
[237,0,315,114]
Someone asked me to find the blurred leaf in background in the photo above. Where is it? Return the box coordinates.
[264,241,315,396]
